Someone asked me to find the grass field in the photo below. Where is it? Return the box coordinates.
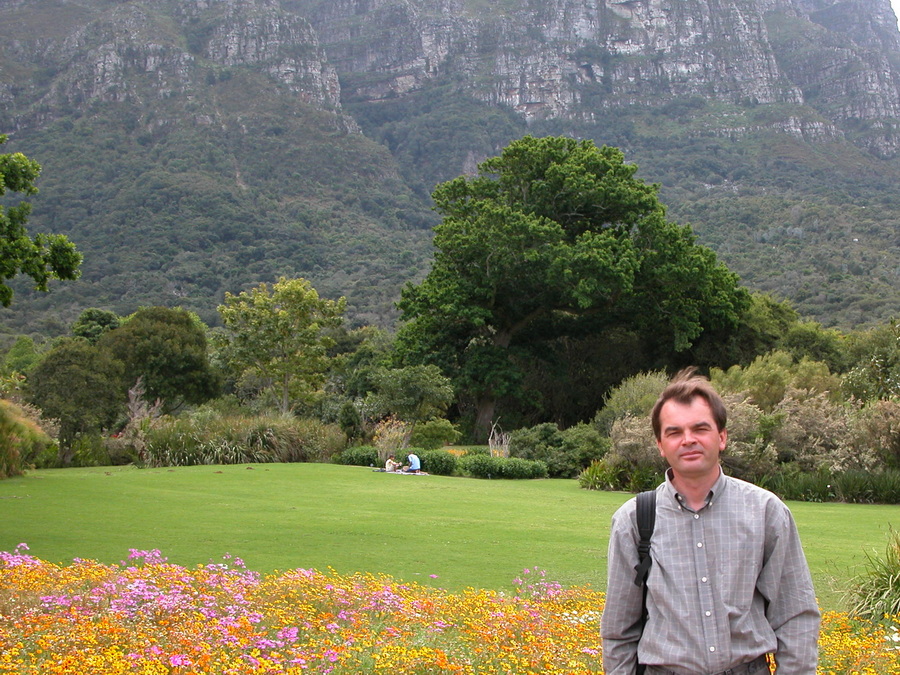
[0,462,896,611]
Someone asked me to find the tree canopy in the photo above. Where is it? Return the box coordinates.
[0,135,82,307]
[216,277,346,414]
[98,306,220,413]
[26,337,124,465]
[397,135,750,437]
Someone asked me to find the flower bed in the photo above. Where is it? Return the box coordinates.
[0,545,897,673]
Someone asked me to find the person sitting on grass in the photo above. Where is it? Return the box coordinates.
[385,454,401,472]
[403,452,421,473]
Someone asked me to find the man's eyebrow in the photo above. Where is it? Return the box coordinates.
[663,421,713,432]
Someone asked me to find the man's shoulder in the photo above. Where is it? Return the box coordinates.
[722,474,790,509]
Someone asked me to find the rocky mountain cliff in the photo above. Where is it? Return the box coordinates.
[291,0,900,154]
[2,0,900,338]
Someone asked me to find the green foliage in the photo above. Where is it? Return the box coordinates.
[0,398,53,477]
[336,401,365,442]
[25,337,124,465]
[71,308,121,344]
[593,370,670,434]
[144,414,346,467]
[409,418,461,450]
[99,306,220,412]
[577,459,617,491]
[418,449,457,476]
[398,135,748,437]
[336,445,379,467]
[577,455,664,492]
[456,453,548,479]
[841,320,900,402]
[850,399,900,470]
[0,135,82,307]
[846,529,900,621]
[712,351,840,412]
[366,365,454,426]
[508,422,608,478]
[2,335,43,374]
[216,277,346,414]
[778,320,847,372]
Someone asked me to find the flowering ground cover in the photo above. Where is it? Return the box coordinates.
[0,545,898,674]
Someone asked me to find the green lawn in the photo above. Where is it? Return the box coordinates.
[0,463,895,610]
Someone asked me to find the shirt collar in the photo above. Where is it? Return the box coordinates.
[663,465,727,512]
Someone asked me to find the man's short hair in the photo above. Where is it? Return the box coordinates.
[650,367,727,440]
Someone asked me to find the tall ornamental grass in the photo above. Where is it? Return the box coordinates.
[144,415,346,467]
[0,400,53,478]
[846,529,900,622]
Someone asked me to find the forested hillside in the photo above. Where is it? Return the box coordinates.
[2,0,900,342]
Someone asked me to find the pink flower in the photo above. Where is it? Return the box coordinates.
[169,654,191,667]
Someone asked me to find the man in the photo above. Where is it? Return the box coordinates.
[404,452,421,473]
[601,369,820,675]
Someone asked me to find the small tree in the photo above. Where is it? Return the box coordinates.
[216,277,345,414]
[365,365,454,436]
[99,307,219,413]
[25,338,124,466]
[72,308,121,344]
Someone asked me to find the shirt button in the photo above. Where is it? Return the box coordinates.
[701,577,708,583]
[697,542,703,548]
[709,647,716,652]
[705,611,711,616]
[694,514,700,519]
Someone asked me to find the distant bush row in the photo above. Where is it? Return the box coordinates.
[337,446,548,480]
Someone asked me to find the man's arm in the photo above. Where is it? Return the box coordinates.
[758,501,820,674]
[602,502,645,675]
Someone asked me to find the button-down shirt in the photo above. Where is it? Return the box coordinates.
[601,468,820,675]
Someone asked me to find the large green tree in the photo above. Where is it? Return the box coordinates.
[397,135,749,438]
[0,135,82,306]
[216,277,346,414]
[98,306,220,412]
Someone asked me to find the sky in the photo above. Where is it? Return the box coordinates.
[893,0,900,30]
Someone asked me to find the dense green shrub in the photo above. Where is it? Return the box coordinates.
[759,467,835,502]
[0,399,53,477]
[337,445,379,467]
[144,415,346,467]
[845,529,900,621]
[712,352,839,412]
[419,449,457,475]
[410,418,461,450]
[496,457,547,479]
[593,370,669,434]
[868,471,900,504]
[509,422,607,478]
[456,453,498,478]
[850,399,900,470]
[578,459,612,491]
[577,456,662,492]
[457,453,546,479]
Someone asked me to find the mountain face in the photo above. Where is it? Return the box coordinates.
[291,0,900,154]
[2,0,900,339]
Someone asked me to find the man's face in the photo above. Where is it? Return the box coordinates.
[656,396,727,481]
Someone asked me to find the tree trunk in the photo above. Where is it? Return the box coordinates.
[474,395,496,443]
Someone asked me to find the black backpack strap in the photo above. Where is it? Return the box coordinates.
[633,489,656,675]
[633,489,656,588]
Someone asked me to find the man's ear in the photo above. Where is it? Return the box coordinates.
[718,428,728,452]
